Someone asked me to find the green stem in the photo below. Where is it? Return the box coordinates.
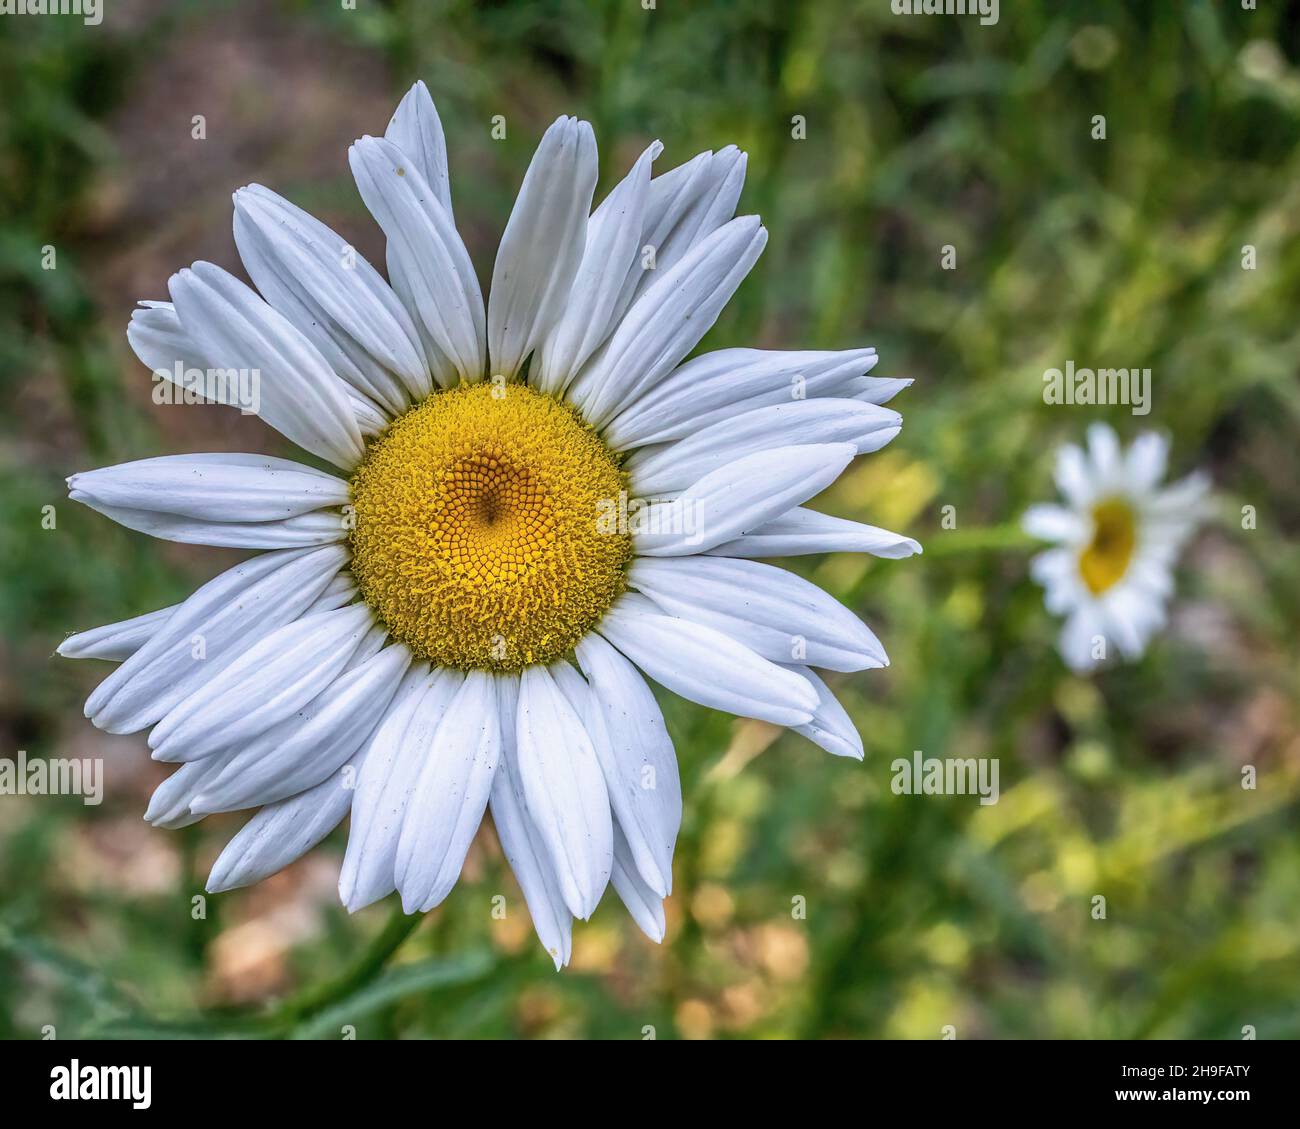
[921,523,1040,557]
[270,904,422,1030]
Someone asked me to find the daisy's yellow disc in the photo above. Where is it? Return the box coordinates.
[1079,497,1137,596]
[349,382,631,670]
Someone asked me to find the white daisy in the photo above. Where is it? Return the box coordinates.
[1023,423,1209,673]
[59,82,918,968]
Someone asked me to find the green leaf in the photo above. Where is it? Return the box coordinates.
[288,952,496,1040]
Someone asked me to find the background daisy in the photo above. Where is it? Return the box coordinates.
[1023,424,1209,672]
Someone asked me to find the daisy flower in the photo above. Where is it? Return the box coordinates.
[1023,423,1209,673]
[59,82,918,967]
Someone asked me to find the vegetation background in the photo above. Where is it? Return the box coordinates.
[2,0,1298,1039]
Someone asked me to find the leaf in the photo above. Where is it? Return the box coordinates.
[288,951,495,1040]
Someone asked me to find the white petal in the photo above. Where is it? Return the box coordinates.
[533,141,661,395]
[206,756,360,893]
[339,666,461,912]
[1030,548,1084,615]
[86,544,346,734]
[68,453,348,523]
[634,443,856,556]
[394,670,501,912]
[1098,591,1147,660]
[347,387,390,438]
[343,622,390,671]
[545,659,591,716]
[168,262,364,470]
[1127,581,1170,636]
[1147,469,1211,524]
[611,822,666,943]
[307,574,359,615]
[1125,432,1169,492]
[350,136,486,386]
[135,297,375,436]
[1086,423,1122,487]
[384,80,453,219]
[148,603,373,762]
[233,184,429,409]
[1054,443,1095,509]
[58,604,176,662]
[1059,606,1103,672]
[1125,555,1174,603]
[627,399,901,495]
[597,594,817,726]
[489,673,573,969]
[633,146,747,305]
[566,215,768,428]
[630,556,887,672]
[851,376,914,405]
[575,632,680,897]
[705,506,921,560]
[134,296,355,428]
[514,664,612,920]
[781,665,864,760]
[144,759,225,829]
[67,502,346,550]
[1022,503,1087,544]
[603,347,879,451]
[127,301,211,381]
[190,642,411,814]
[487,116,598,379]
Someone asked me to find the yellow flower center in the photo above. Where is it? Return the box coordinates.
[1078,497,1137,596]
[349,382,631,671]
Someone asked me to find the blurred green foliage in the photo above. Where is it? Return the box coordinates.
[1,0,1298,1039]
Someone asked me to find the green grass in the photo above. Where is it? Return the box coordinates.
[2,0,1298,1038]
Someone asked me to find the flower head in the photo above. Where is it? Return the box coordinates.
[1023,423,1209,673]
[59,82,918,967]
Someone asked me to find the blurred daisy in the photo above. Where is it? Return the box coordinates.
[1023,423,1208,672]
[59,82,918,968]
